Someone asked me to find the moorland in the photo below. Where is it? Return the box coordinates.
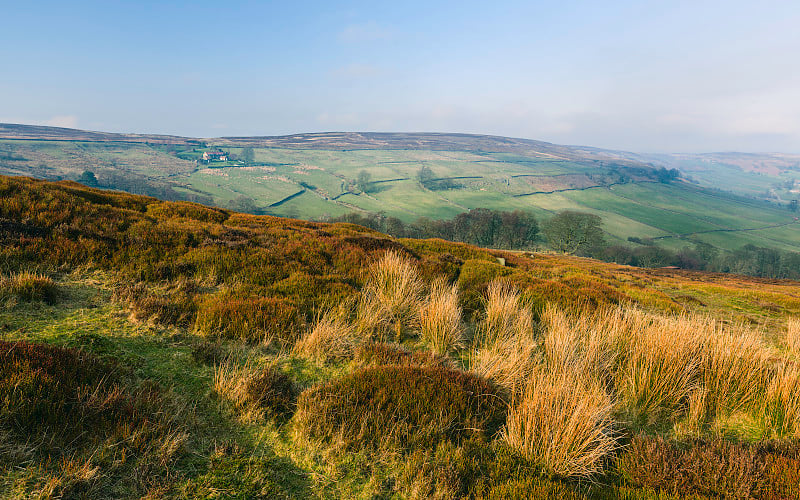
[2,174,800,498]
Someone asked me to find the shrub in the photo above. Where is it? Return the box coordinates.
[243,367,298,422]
[293,307,362,362]
[133,290,197,326]
[355,342,447,368]
[457,259,513,314]
[268,272,357,315]
[191,340,226,365]
[0,271,58,304]
[1,340,128,449]
[501,365,616,478]
[398,438,587,499]
[616,434,800,499]
[214,361,298,422]
[145,200,229,223]
[398,438,493,499]
[479,476,586,500]
[0,340,182,475]
[195,294,302,345]
[418,278,465,357]
[294,365,506,452]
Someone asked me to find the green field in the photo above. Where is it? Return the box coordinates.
[2,129,798,253]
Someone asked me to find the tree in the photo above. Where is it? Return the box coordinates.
[656,167,681,183]
[417,165,435,188]
[542,211,606,255]
[496,210,539,249]
[229,195,258,213]
[356,170,372,193]
[78,170,99,187]
[242,147,255,166]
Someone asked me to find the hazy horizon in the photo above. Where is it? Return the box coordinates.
[3,1,800,154]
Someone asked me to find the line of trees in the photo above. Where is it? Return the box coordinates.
[331,208,540,250]
[330,208,800,280]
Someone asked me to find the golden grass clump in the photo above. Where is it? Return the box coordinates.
[699,325,772,420]
[787,318,800,356]
[502,365,616,478]
[539,304,626,380]
[537,305,800,436]
[469,281,537,392]
[359,250,424,340]
[614,311,701,429]
[213,359,252,412]
[294,307,362,362]
[762,364,800,438]
[0,271,58,304]
[418,278,465,357]
[479,280,533,346]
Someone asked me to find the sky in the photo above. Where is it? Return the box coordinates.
[1,0,799,153]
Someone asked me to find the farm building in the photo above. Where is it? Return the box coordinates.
[202,151,228,162]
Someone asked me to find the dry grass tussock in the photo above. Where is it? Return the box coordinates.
[787,317,800,356]
[502,364,616,478]
[469,281,537,392]
[763,363,800,438]
[614,310,703,429]
[464,294,800,477]
[418,277,465,357]
[359,250,424,340]
[540,304,627,379]
[700,325,772,420]
[0,270,58,304]
[294,304,363,362]
[536,306,800,436]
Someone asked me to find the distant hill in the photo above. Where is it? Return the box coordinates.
[1,123,798,254]
[0,122,197,144]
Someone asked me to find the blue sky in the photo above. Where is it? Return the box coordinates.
[2,0,799,152]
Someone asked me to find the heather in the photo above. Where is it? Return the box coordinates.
[2,175,800,498]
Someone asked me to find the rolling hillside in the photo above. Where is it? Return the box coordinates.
[2,175,800,498]
[1,123,798,253]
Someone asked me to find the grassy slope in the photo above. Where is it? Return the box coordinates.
[3,130,799,253]
[2,176,800,497]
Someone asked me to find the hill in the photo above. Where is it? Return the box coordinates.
[2,175,800,497]
[2,123,798,257]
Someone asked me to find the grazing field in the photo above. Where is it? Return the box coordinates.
[2,175,800,497]
[3,124,799,256]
